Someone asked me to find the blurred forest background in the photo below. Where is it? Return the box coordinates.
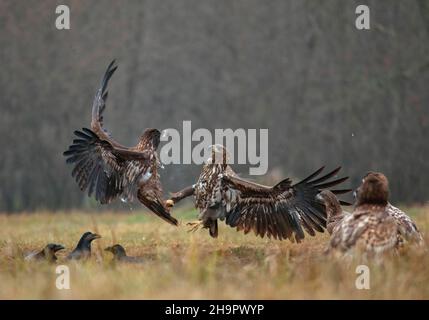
[0,0,428,212]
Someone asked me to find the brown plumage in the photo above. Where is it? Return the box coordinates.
[169,145,351,241]
[64,61,177,226]
[316,190,350,235]
[324,171,423,248]
[329,172,402,257]
[386,203,423,245]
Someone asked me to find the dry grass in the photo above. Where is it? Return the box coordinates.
[0,205,428,300]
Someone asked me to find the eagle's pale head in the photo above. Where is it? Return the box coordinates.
[355,172,389,206]
[206,144,231,165]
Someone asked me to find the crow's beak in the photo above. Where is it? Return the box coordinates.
[54,244,65,252]
[91,233,101,240]
[104,246,112,252]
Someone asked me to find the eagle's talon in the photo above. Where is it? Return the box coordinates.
[186,220,203,233]
[166,199,175,208]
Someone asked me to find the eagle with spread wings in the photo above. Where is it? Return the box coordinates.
[63,61,178,226]
[167,145,351,241]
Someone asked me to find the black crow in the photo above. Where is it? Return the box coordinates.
[67,232,101,260]
[105,244,144,263]
[25,243,65,262]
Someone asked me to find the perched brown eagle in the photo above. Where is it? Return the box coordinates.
[328,172,418,257]
[167,145,351,241]
[324,172,423,256]
[63,61,177,226]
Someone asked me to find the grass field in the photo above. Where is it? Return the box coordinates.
[0,205,428,299]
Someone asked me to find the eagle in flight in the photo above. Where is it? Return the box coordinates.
[167,145,351,241]
[63,61,178,226]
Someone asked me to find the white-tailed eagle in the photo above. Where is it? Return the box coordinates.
[64,61,178,226]
[167,145,351,241]
[328,172,423,257]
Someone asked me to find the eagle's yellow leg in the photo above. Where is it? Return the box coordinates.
[187,220,203,233]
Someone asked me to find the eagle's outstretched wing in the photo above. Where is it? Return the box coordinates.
[222,167,351,242]
[64,128,150,204]
[90,60,127,148]
[63,61,150,204]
